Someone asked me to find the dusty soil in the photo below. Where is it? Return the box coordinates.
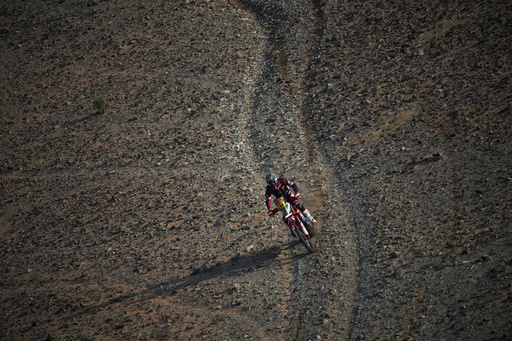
[1,0,511,340]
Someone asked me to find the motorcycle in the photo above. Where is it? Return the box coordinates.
[271,196,317,253]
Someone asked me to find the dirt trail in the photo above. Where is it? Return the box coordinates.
[231,1,361,339]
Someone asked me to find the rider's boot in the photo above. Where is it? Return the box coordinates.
[303,209,316,223]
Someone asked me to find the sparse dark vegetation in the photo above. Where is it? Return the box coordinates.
[93,97,110,114]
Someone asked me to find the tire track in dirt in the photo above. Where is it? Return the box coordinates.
[290,1,362,339]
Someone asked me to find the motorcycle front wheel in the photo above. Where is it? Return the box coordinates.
[297,226,315,253]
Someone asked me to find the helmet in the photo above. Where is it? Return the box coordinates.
[265,172,278,186]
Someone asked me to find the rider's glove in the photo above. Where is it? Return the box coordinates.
[268,210,274,216]
[295,192,301,199]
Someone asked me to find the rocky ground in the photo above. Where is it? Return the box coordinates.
[1,0,511,340]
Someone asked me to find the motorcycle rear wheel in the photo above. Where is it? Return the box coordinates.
[304,220,316,237]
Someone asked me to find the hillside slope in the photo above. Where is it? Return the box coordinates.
[1,0,511,340]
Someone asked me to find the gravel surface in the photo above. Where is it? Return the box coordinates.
[1,0,511,340]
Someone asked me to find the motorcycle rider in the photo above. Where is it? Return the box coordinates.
[265,172,316,223]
